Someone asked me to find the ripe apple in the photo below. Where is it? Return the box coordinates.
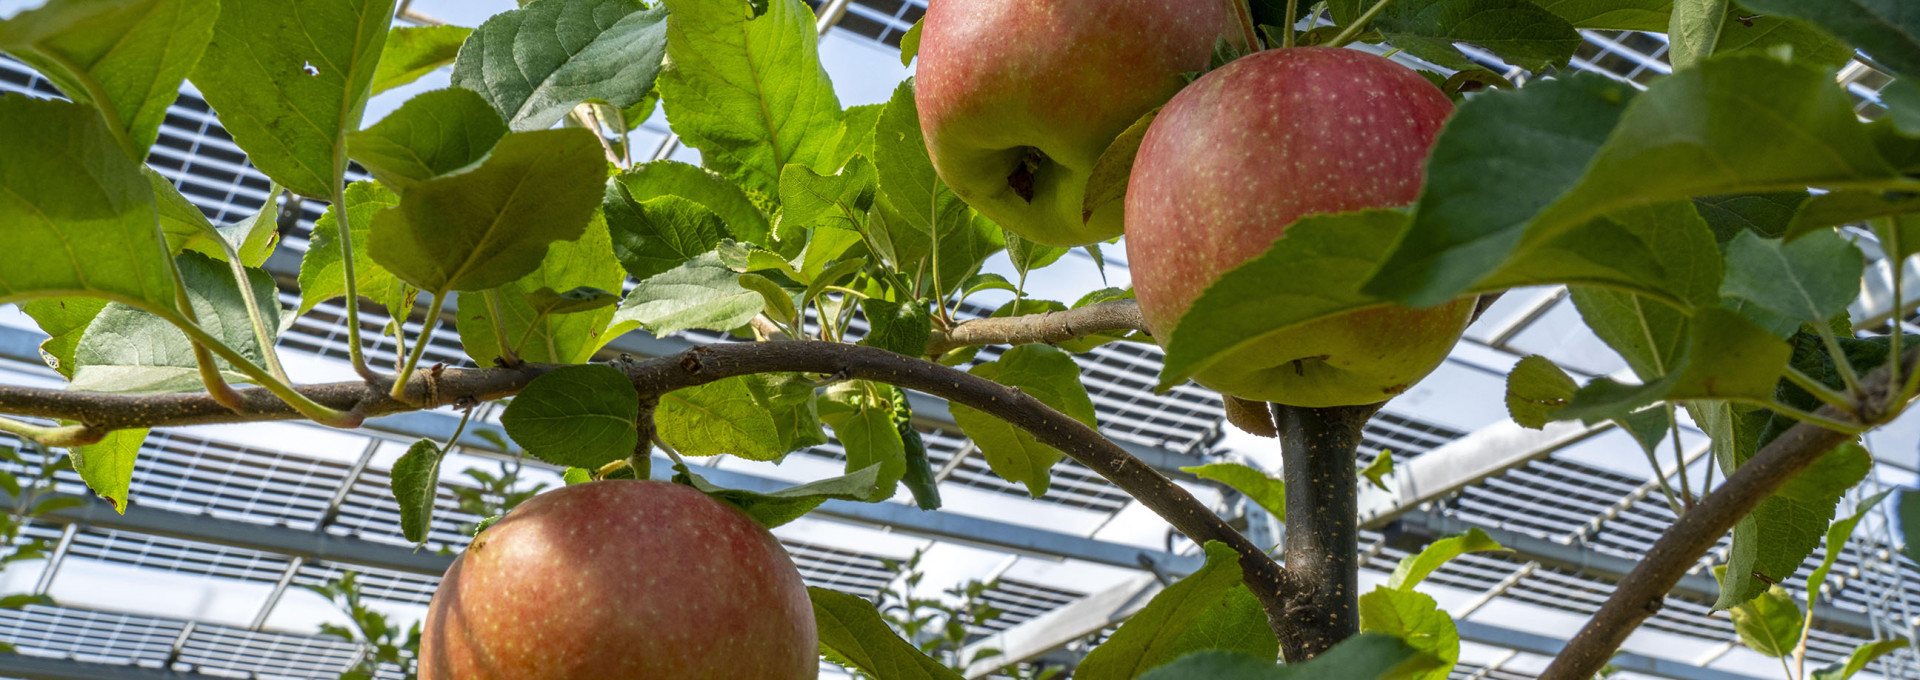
[1125,47,1472,408]
[419,480,817,679]
[915,0,1245,247]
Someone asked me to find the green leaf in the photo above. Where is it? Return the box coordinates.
[1361,453,1396,492]
[190,0,394,198]
[899,417,941,511]
[613,251,766,335]
[860,298,931,357]
[675,463,883,528]
[451,0,669,131]
[872,78,951,237]
[297,182,415,320]
[1903,489,1920,565]
[70,252,280,394]
[739,272,797,325]
[1532,0,1853,67]
[1388,527,1505,591]
[658,0,842,196]
[948,345,1097,497]
[390,439,445,544]
[745,372,829,455]
[1740,0,1920,81]
[369,128,606,294]
[1136,635,1443,680]
[617,160,773,249]
[1357,588,1458,680]
[1181,463,1285,522]
[898,17,922,66]
[1885,78,1920,137]
[1005,230,1069,280]
[1369,56,1898,307]
[657,376,784,460]
[371,25,472,95]
[500,365,639,469]
[0,594,53,611]
[1557,306,1792,423]
[1812,639,1911,680]
[1081,108,1159,228]
[1077,542,1277,680]
[811,586,966,680]
[454,214,625,365]
[1717,443,1872,609]
[779,156,878,234]
[346,88,507,194]
[192,190,282,268]
[562,467,593,485]
[1693,193,1806,242]
[1785,191,1920,239]
[1505,355,1579,429]
[1717,565,1803,658]
[829,405,906,498]
[825,102,883,174]
[22,297,109,379]
[0,0,216,158]
[68,427,146,513]
[1806,490,1890,602]
[605,193,734,282]
[146,168,221,256]
[1721,230,1863,325]
[1374,0,1582,72]
[0,96,175,309]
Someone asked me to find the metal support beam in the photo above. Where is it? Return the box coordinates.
[249,556,304,631]
[1358,419,1607,528]
[0,653,236,680]
[31,524,76,596]
[1454,620,1771,680]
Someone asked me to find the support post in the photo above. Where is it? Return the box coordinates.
[1273,402,1379,660]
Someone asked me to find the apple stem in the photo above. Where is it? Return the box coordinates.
[1272,401,1379,660]
[1282,0,1299,48]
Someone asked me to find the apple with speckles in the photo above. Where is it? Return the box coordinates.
[1125,47,1473,408]
[915,0,1245,247]
[419,480,817,680]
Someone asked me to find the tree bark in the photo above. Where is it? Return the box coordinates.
[1273,401,1380,660]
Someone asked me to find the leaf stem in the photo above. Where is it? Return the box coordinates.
[1810,321,1866,403]
[1283,0,1299,47]
[1638,433,1686,516]
[1758,399,1867,435]
[1877,217,1906,400]
[482,290,522,367]
[1667,405,1693,507]
[1226,0,1262,49]
[219,185,291,384]
[166,254,243,411]
[330,182,378,381]
[1327,0,1394,48]
[0,417,99,448]
[165,309,360,427]
[1782,366,1857,412]
[390,291,449,401]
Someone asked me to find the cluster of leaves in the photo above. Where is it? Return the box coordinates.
[307,571,421,680]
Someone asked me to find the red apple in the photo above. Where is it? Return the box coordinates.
[1125,47,1472,407]
[915,0,1245,247]
[419,480,817,679]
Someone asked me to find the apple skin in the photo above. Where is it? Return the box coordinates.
[419,480,817,680]
[915,0,1244,247]
[1125,47,1472,408]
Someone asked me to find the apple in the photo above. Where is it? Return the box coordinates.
[915,0,1245,247]
[419,480,817,679]
[1125,47,1472,408]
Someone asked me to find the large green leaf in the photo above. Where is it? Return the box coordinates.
[948,345,1097,497]
[1693,192,1807,242]
[70,252,279,394]
[612,251,765,335]
[22,297,109,379]
[781,156,878,236]
[658,0,842,197]
[617,160,773,248]
[1717,564,1803,657]
[1806,491,1890,601]
[1717,443,1872,609]
[389,439,445,544]
[297,181,415,321]
[675,464,882,528]
[1136,635,1442,680]
[811,587,965,680]
[1182,463,1285,522]
[1505,354,1578,429]
[190,0,395,199]
[1532,0,1853,67]
[1374,0,1582,71]
[346,88,507,194]
[1557,308,1792,423]
[0,0,215,158]
[1388,527,1506,591]
[1720,230,1865,325]
[500,364,639,469]
[68,427,147,513]
[657,376,784,460]
[1077,542,1277,680]
[1368,56,1899,307]
[604,193,733,281]
[454,214,624,365]
[859,298,931,357]
[371,25,472,95]
[1741,0,1920,80]
[828,404,906,497]
[1812,639,1911,680]
[1357,588,1458,680]
[369,128,605,294]
[0,96,174,309]
[1904,489,1920,565]
[450,0,670,131]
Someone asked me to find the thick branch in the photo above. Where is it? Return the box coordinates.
[1538,351,1914,680]
[0,340,1296,638]
[927,299,1146,357]
[1274,402,1378,660]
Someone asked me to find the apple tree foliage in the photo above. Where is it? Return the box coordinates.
[1,0,1919,676]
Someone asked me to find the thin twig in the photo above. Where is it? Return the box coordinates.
[925,299,1147,357]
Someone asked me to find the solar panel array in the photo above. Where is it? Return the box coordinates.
[0,1,1917,679]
